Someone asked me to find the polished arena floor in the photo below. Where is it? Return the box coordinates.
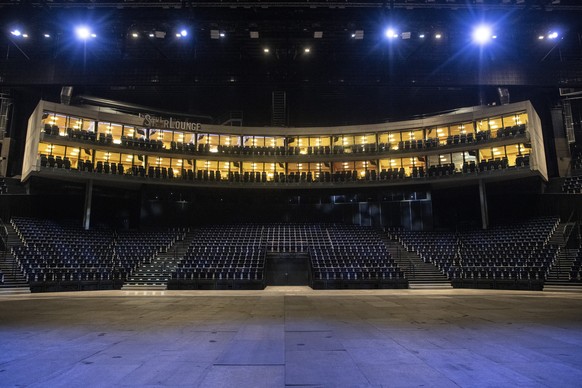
[1,287,582,387]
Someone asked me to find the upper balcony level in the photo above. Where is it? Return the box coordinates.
[22,99,547,189]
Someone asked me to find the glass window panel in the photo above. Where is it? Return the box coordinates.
[332,161,353,171]
[401,157,414,177]
[435,126,448,144]
[379,159,391,171]
[479,148,493,161]
[476,119,487,132]
[427,155,440,167]
[414,156,426,169]
[39,142,53,155]
[106,152,121,164]
[378,132,390,144]
[463,151,478,164]
[262,136,275,148]
[253,136,266,147]
[271,137,284,147]
[242,161,260,172]
[451,152,464,168]
[110,123,123,144]
[121,153,135,166]
[425,127,437,140]
[460,122,474,135]
[439,153,451,165]
[491,146,505,159]
[82,119,95,133]
[97,122,110,136]
[287,162,300,173]
[64,147,80,169]
[515,112,528,126]
[505,145,519,167]
[205,134,219,147]
[123,126,135,138]
[388,158,401,170]
[449,124,462,136]
[173,131,186,143]
[296,137,308,154]
[341,135,354,147]
[94,150,108,163]
[180,132,194,145]
[489,117,503,137]
[42,112,62,132]
[388,132,400,145]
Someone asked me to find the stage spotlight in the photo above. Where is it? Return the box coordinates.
[263,47,270,53]
[304,47,311,53]
[75,26,94,40]
[10,29,22,37]
[472,24,493,44]
[435,33,442,40]
[385,28,398,39]
[419,34,425,39]
[131,32,139,38]
[548,31,559,40]
[44,33,51,38]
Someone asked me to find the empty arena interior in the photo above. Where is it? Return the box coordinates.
[1,0,582,386]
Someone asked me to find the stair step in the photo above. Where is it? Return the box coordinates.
[121,284,167,290]
[543,285,582,292]
[408,283,453,289]
[0,287,31,294]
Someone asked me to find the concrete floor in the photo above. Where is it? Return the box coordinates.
[1,287,582,387]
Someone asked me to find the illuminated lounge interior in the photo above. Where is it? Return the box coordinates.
[1,1,582,386]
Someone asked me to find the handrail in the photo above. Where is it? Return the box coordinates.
[562,210,577,246]
[0,217,8,252]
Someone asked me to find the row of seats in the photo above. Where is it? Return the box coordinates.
[0,178,7,195]
[44,123,526,160]
[496,124,527,138]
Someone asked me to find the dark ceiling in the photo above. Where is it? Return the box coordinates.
[1,0,581,125]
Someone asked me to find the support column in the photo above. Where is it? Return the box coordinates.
[83,180,93,230]
[479,179,489,230]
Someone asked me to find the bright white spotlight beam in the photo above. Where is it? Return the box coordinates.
[473,25,493,44]
[75,26,92,40]
[385,28,398,39]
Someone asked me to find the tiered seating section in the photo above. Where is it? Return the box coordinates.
[265,224,316,253]
[11,217,183,292]
[561,176,582,194]
[170,225,266,290]
[571,143,582,171]
[169,223,406,290]
[310,224,406,289]
[392,217,560,290]
[0,178,7,194]
[569,250,582,281]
